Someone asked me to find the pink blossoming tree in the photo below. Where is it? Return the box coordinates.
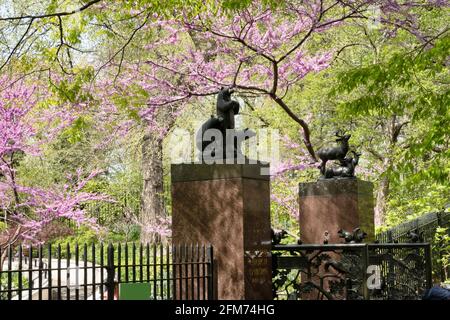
[104,0,447,239]
[117,0,445,161]
[0,77,109,268]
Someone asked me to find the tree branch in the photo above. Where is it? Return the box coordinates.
[0,18,34,72]
[95,11,152,82]
[0,0,101,21]
[269,93,317,161]
[392,121,409,144]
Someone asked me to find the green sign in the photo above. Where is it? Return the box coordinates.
[119,282,151,300]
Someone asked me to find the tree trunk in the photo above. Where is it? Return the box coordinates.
[374,115,406,228]
[0,248,8,272]
[140,133,166,243]
[374,175,390,227]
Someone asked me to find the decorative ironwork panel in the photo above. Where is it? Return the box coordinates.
[272,244,368,300]
[377,211,449,283]
[367,244,431,300]
[272,243,432,300]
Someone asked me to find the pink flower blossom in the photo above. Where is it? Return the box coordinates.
[0,77,110,245]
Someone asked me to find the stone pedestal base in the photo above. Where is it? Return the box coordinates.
[171,162,272,300]
[298,179,374,300]
[299,179,375,244]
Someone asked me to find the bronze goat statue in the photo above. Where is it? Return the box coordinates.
[323,151,361,179]
[317,131,352,176]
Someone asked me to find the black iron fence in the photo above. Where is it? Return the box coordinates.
[272,243,432,300]
[0,243,214,300]
[1,241,434,300]
[377,211,450,243]
[377,210,450,282]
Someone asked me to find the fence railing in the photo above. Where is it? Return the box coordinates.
[1,241,436,300]
[272,243,432,300]
[377,210,449,282]
[377,211,450,243]
[0,243,214,300]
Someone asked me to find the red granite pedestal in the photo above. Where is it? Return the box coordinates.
[171,162,272,300]
[299,179,375,244]
[298,179,375,300]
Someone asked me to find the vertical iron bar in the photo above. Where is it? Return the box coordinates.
[83,244,88,300]
[47,244,52,300]
[160,244,163,299]
[166,244,170,300]
[18,245,23,300]
[28,245,32,300]
[139,243,143,283]
[425,244,433,290]
[184,244,189,300]
[38,245,42,300]
[178,244,183,300]
[207,245,213,300]
[196,244,200,300]
[388,231,393,243]
[202,245,206,300]
[125,243,129,283]
[436,212,445,282]
[57,244,61,300]
[75,243,79,300]
[100,243,104,300]
[132,242,136,283]
[153,244,157,299]
[178,244,182,301]
[362,245,369,300]
[66,243,70,300]
[7,246,12,300]
[92,243,96,300]
[117,243,122,283]
[106,243,115,300]
[172,245,177,300]
[146,243,150,284]
[191,244,194,300]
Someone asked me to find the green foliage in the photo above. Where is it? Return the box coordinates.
[49,67,95,103]
[336,42,449,119]
[45,0,59,14]
[48,227,141,261]
[111,92,145,122]
[332,30,449,227]
[0,221,6,233]
[51,226,102,248]
[336,35,449,97]
[62,116,92,144]
[115,0,281,17]
[0,274,29,300]
[221,0,280,10]
[386,184,449,225]
[435,227,450,281]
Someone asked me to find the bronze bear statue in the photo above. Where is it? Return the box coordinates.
[196,87,255,160]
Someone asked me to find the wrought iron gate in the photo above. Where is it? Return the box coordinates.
[272,243,432,300]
